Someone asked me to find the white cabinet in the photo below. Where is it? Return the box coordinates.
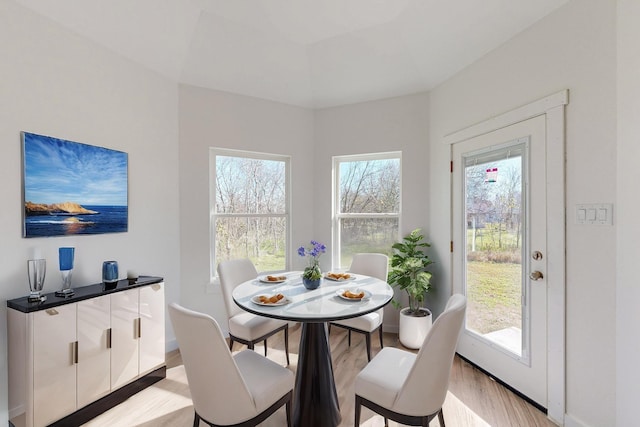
[31,305,77,427]
[8,279,165,427]
[29,297,111,426]
[77,295,111,407]
[111,282,165,389]
[111,288,140,389]
[139,283,165,374]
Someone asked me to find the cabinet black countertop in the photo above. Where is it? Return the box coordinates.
[7,276,164,313]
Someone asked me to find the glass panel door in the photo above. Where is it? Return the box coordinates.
[452,114,547,407]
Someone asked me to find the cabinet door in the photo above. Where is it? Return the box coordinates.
[77,295,111,407]
[110,288,139,389]
[139,283,165,374]
[32,304,77,427]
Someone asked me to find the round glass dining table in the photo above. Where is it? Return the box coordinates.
[232,271,393,427]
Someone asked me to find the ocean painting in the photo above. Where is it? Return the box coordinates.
[22,132,128,238]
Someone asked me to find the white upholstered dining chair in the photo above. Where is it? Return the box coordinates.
[329,253,389,361]
[217,259,290,365]
[168,303,294,427]
[354,294,466,427]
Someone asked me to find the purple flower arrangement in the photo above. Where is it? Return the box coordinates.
[298,240,326,280]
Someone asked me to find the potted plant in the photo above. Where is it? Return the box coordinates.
[298,240,326,290]
[387,228,434,349]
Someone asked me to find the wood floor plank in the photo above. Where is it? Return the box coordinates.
[83,324,556,427]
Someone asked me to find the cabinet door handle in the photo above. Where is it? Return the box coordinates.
[133,317,141,339]
[106,328,112,349]
[73,341,78,364]
[137,317,142,338]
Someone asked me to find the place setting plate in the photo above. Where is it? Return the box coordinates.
[336,288,371,301]
[258,275,288,284]
[251,294,290,306]
[324,272,356,282]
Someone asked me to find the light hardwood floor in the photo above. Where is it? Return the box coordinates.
[83,324,556,427]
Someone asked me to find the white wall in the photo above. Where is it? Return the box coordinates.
[616,0,640,425]
[0,1,181,424]
[313,93,430,331]
[429,0,616,425]
[0,0,627,425]
[177,85,315,329]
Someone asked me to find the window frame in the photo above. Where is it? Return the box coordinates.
[209,147,291,280]
[331,151,402,269]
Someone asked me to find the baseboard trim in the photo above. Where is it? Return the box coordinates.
[48,365,166,427]
[456,353,548,415]
[563,413,589,427]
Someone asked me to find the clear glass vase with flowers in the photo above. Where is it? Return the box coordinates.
[298,240,326,289]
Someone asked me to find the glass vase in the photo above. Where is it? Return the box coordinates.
[102,261,119,285]
[56,247,75,297]
[27,259,46,302]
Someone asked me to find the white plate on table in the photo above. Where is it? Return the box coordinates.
[251,295,290,306]
[336,289,371,301]
[258,275,288,284]
[324,272,356,281]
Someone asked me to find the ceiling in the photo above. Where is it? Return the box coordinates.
[14,0,569,108]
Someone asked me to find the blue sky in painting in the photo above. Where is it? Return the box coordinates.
[23,132,128,206]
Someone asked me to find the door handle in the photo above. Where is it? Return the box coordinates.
[133,317,141,339]
[529,270,544,281]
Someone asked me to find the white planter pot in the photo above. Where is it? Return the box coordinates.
[399,307,432,349]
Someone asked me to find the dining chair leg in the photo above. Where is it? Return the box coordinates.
[286,397,292,427]
[228,338,234,352]
[365,333,372,362]
[384,417,389,427]
[284,326,290,366]
[378,326,384,349]
[193,411,200,427]
[264,338,268,357]
[348,330,352,346]
[248,342,254,350]
[438,409,445,427]
[354,395,362,426]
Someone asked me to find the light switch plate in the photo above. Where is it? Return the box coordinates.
[575,203,613,225]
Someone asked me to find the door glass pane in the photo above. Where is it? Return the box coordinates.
[464,143,525,357]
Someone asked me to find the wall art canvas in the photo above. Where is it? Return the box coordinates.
[22,131,128,238]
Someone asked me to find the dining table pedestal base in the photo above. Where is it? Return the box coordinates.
[293,322,341,427]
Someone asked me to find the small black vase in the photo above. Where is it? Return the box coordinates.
[302,277,321,290]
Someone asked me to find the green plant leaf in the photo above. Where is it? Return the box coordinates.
[387,228,433,310]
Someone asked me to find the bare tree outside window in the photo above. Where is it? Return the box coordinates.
[333,154,401,268]
[212,152,289,273]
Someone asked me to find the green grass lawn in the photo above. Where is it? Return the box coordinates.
[466,260,522,334]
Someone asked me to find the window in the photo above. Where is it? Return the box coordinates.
[210,149,290,274]
[332,152,401,269]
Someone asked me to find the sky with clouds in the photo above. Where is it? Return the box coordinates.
[23,132,128,206]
